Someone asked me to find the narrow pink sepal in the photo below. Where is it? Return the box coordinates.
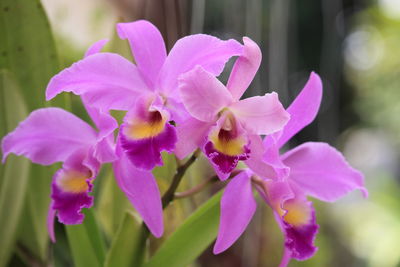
[230,92,290,135]
[227,37,262,101]
[282,142,368,202]
[117,20,167,88]
[2,108,97,165]
[179,66,233,122]
[113,148,164,237]
[276,72,323,148]
[213,170,256,254]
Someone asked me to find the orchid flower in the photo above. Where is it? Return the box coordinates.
[213,72,368,265]
[175,37,290,180]
[45,20,243,171]
[81,39,165,238]
[1,103,116,241]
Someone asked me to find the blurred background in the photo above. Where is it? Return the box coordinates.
[1,0,399,266]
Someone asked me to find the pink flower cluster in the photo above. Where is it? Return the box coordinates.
[1,20,367,266]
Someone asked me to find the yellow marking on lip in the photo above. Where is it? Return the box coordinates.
[280,200,311,227]
[211,132,246,156]
[124,111,166,140]
[57,170,91,193]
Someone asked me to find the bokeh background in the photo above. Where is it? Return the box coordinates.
[1,0,399,266]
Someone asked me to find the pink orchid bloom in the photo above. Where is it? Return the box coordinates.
[45,20,243,171]
[83,39,165,237]
[1,103,116,241]
[213,72,368,264]
[175,37,290,180]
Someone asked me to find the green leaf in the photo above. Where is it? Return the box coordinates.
[143,191,222,267]
[0,70,30,267]
[96,169,131,237]
[0,0,68,110]
[104,212,146,267]
[66,209,106,267]
[0,0,70,261]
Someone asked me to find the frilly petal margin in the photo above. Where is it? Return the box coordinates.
[119,122,177,170]
[274,202,319,261]
[158,34,243,97]
[113,147,163,237]
[117,20,167,89]
[214,170,256,254]
[282,142,368,202]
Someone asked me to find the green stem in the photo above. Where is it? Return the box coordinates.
[161,150,200,209]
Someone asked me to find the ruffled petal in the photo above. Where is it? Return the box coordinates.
[2,108,96,165]
[282,142,368,202]
[119,97,177,170]
[229,92,290,135]
[117,20,167,89]
[276,72,323,148]
[179,66,233,122]
[213,170,256,254]
[158,34,243,96]
[120,122,176,170]
[113,149,163,237]
[274,198,319,261]
[46,53,149,111]
[204,115,250,179]
[174,117,212,160]
[50,150,96,225]
[226,37,262,101]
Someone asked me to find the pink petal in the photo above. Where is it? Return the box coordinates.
[84,39,108,57]
[276,72,323,148]
[2,108,97,165]
[158,34,243,97]
[282,142,368,202]
[213,170,256,254]
[113,150,164,237]
[226,37,262,101]
[117,21,167,89]
[245,135,279,179]
[46,53,149,111]
[179,66,233,122]
[229,93,290,135]
[174,117,211,160]
[82,40,117,163]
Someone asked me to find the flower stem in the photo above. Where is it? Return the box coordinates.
[174,175,218,199]
[162,150,200,208]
